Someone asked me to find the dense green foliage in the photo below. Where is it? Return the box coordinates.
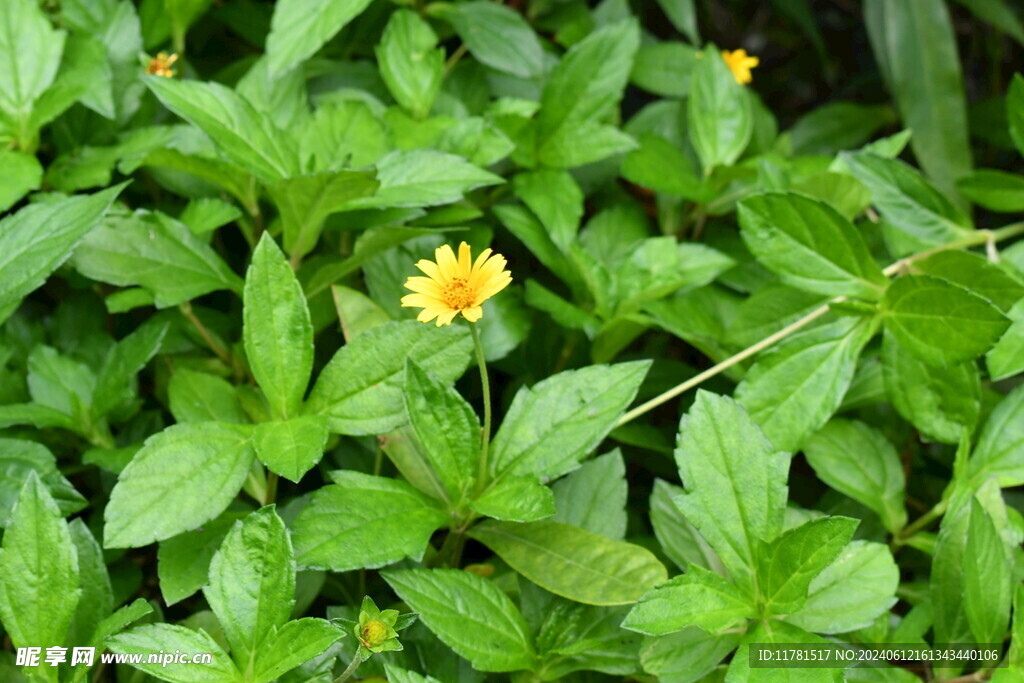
[1,0,1023,681]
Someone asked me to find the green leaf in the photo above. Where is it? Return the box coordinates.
[535,120,637,168]
[963,498,1012,644]
[27,344,95,422]
[265,0,374,77]
[736,316,876,453]
[0,185,124,318]
[727,620,841,681]
[1010,74,1024,157]
[535,20,640,162]
[957,169,1024,212]
[168,369,248,424]
[253,416,329,483]
[434,1,544,78]
[73,210,244,307]
[623,565,755,636]
[630,41,699,98]
[104,422,256,548]
[783,540,898,634]
[737,192,888,300]
[842,152,971,250]
[107,623,238,682]
[469,520,667,606]
[93,320,169,418]
[952,0,1024,46]
[649,479,723,574]
[512,170,583,253]
[882,331,980,444]
[674,392,790,596]
[292,471,447,571]
[655,0,699,44]
[403,360,478,503]
[788,102,895,156]
[913,250,1024,313]
[0,0,65,132]
[687,48,752,172]
[489,360,650,481]
[967,383,1024,487]
[551,450,627,540]
[620,133,708,202]
[758,516,859,616]
[243,235,314,420]
[144,76,299,182]
[880,274,1009,367]
[931,491,974,644]
[250,618,345,683]
[988,315,1024,381]
[0,473,80,649]
[377,10,444,120]
[0,438,86,526]
[639,627,740,683]
[383,568,536,672]
[204,507,294,672]
[344,150,502,210]
[470,475,555,523]
[305,320,472,435]
[803,419,907,533]
[864,0,972,201]
[0,150,42,211]
[0,403,77,431]
[67,518,114,648]
[268,171,379,262]
[158,509,247,606]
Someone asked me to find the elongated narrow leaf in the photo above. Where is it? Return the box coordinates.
[244,235,313,420]
[0,473,80,649]
[92,320,168,418]
[383,568,536,672]
[0,184,123,317]
[803,419,907,532]
[0,0,65,123]
[67,519,113,647]
[490,361,649,481]
[145,76,299,181]
[551,450,627,540]
[344,150,502,210]
[250,618,345,683]
[292,471,447,571]
[0,438,85,526]
[957,169,1024,212]
[687,48,752,171]
[881,275,1008,367]
[736,316,876,453]
[204,507,294,671]
[470,520,667,606]
[964,498,1012,644]
[737,192,887,300]
[266,0,374,77]
[403,360,478,503]
[305,321,472,435]
[674,392,790,596]
[649,480,723,573]
[104,422,256,548]
[623,565,755,636]
[864,0,972,200]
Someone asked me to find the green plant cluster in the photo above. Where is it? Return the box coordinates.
[1,0,1023,681]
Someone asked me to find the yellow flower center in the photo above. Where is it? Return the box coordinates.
[443,277,475,310]
[360,619,388,648]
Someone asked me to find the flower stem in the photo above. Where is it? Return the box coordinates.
[615,221,1024,427]
[333,656,361,683]
[469,323,492,494]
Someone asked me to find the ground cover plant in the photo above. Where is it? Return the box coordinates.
[1,0,1023,680]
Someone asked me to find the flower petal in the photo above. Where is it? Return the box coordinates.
[404,276,443,296]
[457,242,472,279]
[461,306,483,322]
[415,259,446,285]
[436,309,460,326]
[435,244,459,280]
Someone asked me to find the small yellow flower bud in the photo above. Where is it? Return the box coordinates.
[359,619,389,649]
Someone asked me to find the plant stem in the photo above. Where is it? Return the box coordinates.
[895,500,947,544]
[615,221,1024,427]
[470,323,492,494]
[264,471,278,505]
[179,302,234,368]
[333,655,361,683]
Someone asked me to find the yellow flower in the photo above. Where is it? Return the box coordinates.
[146,52,178,78]
[722,49,759,85]
[402,242,512,326]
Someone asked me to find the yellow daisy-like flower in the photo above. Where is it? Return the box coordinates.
[401,242,512,326]
[722,49,759,85]
[146,52,178,78]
